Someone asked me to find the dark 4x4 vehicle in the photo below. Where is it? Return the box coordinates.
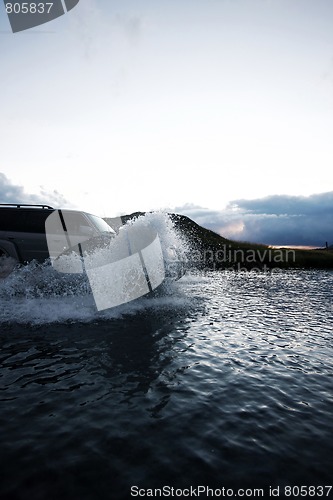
[0,204,116,278]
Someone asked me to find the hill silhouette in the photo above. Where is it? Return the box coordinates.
[105,212,333,270]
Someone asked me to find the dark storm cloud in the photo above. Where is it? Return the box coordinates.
[175,193,333,247]
[229,192,333,216]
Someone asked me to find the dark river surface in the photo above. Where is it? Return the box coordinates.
[1,268,332,499]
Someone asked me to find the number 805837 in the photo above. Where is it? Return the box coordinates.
[5,3,53,14]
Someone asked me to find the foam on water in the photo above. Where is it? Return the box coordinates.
[0,212,191,325]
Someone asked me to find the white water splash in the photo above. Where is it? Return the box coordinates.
[0,212,189,325]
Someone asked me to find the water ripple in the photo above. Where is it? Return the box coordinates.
[1,270,333,498]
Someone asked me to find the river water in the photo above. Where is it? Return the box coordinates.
[1,260,333,499]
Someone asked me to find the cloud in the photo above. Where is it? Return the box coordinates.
[174,192,333,247]
[0,172,71,208]
[228,192,333,216]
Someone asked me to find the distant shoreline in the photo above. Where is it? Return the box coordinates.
[269,245,322,250]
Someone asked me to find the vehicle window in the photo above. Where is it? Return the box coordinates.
[0,209,53,233]
[61,212,94,235]
[87,215,115,234]
[0,210,27,231]
[25,211,49,233]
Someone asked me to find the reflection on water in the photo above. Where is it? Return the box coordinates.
[0,270,333,499]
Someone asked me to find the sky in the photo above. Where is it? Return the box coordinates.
[0,0,333,245]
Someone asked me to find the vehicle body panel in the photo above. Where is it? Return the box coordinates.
[0,206,115,266]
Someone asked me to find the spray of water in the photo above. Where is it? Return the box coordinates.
[0,212,190,325]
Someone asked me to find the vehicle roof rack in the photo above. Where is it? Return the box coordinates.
[0,203,54,209]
